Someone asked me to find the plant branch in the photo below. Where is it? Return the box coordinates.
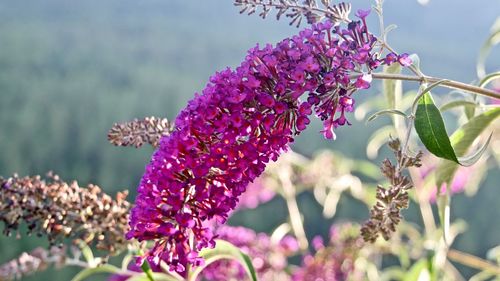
[141,260,156,281]
[371,73,500,100]
[447,249,500,275]
[408,168,436,235]
[278,167,309,252]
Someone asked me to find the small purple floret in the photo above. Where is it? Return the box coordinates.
[398,53,413,67]
[356,9,371,20]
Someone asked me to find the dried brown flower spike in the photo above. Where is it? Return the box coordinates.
[107,116,173,148]
[0,173,130,254]
[361,138,422,243]
[234,0,351,27]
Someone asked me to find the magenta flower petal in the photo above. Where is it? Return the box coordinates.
[356,9,371,19]
[398,53,413,67]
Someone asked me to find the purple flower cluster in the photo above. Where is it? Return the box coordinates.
[200,226,298,281]
[292,224,363,281]
[127,10,410,273]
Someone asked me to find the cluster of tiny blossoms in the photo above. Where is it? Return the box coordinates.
[292,224,364,281]
[0,174,130,254]
[127,10,410,273]
[200,226,298,281]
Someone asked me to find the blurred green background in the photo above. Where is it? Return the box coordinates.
[0,0,499,280]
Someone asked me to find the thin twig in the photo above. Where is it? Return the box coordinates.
[447,249,500,275]
[407,168,436,235]
[256,2,332,17]
[278,167,309,252]
[371,73,500,100]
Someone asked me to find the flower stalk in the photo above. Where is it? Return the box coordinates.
[447,249,500,276]
[371,73,500,100]
[278,167,309,252]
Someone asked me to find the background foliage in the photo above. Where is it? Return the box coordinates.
[0,0,499,280]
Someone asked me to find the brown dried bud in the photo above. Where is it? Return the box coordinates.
[0,173,130,255]
[380,158,396,182]
[403,151,423,168]
[108,116,173,148]
[361,138,423,243]
[387,137,401,151]
[304,11,323,24]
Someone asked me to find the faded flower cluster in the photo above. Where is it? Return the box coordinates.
[361,138,422,242]
[127,10,411,273]
[108,116,173,148]
[0,173,130,254]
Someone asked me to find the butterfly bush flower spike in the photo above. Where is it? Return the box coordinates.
[127,9,411,274]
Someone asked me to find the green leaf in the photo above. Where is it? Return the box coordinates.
[486,245,500,261]
[437,192,451,244]
[469,271,495,281]
[351,160,382,180]
[77,241,95,265]
[367,109,407,123]
[380,266,406,280]
[382,60,402,109]
[403,259,431,281]
[477,17,500,78]
[71,264,121,281]
[465,75,482,119]
[478,71,500,88]
[436,107,500,186]
[366,125,396,159]
[412,79,450,112]
[414,92,458,163]
[141,260,156,281]
[121,253,134,270]
[456,133,493,166]
[464,95,478,120]
[188,240,257,281]
[439,100,478,112]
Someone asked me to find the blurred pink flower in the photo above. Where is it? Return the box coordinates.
[489,79,500,104]
[200,225,298,281]
[236,178,276,209]
[419,156,474,202]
